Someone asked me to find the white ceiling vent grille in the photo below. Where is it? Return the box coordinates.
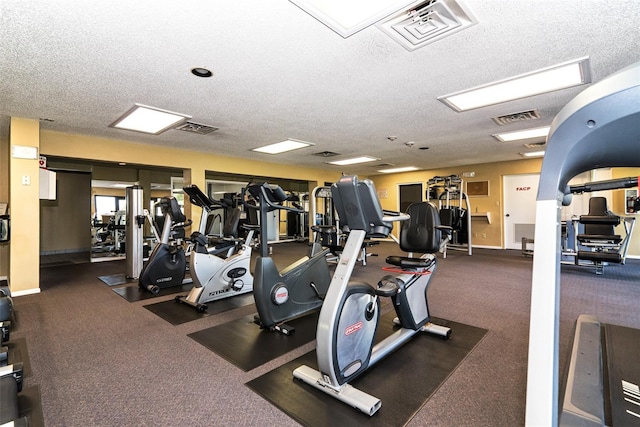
[523,141,546,149]
[492,110,542,126]
[376,0,478,51]
[174,121,219,135]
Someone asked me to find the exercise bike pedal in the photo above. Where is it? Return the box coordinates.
[274,322,295,336]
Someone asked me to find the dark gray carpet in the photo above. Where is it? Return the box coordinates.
[247,314,487,426]
[6,243,636,426]
[144,293,255,325]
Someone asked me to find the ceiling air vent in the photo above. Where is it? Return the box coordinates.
[523,141,546,149]
[492,109,542,126]
[313,151,340,157]
[376,0,478,51]
[174,121,219,135]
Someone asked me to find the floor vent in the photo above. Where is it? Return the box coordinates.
[492,110,542,126]
[174,121,219,135]
[377,0,478,51]
[313,151,340,157]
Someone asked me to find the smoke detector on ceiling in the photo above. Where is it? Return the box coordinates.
[174,121,219,135]
[492,109,542,126]
[376,0,478,51]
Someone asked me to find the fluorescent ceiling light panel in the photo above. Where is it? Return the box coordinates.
[110,104,191,134]
[378,166,419,173]
[493,126,551,142]
[520,151,546,158]
[328,156,380,166]
[439,57,591,112]
[252,139,314,154]
[290,0,417,37]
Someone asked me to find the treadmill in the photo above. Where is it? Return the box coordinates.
[524,60,640,426]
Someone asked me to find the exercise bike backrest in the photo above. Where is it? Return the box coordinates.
[330,175,396,238]
[399,201,442,254]
[157,197,189,244]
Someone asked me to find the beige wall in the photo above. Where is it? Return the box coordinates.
[372,158,544,248]
[1,122,638,292]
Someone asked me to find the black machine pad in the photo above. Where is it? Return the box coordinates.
[188,311,320,371]
[143,294,254,325]
[246,313,487,426]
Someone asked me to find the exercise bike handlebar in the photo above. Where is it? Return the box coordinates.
[245,182,305,214]
[183,185,232,212]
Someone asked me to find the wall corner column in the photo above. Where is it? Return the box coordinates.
[9,117,41,296]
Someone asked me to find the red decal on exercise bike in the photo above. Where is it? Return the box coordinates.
[344,321,363,336]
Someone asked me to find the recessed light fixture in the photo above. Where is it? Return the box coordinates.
[110,104,191,135]
[191,67,213,78]
[289,0,417,38]
[493,126,551,142]
[378,166,419,173]
[252,139,314,154]
[438,57,591,112]
[520,151,546,158]
[328,156,380,166]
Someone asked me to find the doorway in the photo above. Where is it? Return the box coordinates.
[503,174,539,250]
[398,183,423,213]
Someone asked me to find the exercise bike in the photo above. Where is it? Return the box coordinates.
[246,182,331,335]
[293,175,450,416]
[175,185,254,312]
[139,196,190,294]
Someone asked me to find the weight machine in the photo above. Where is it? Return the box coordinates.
[426,175,472,256]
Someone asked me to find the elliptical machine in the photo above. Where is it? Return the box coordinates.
[138,197,190,294]
[293,175,450,416]
[246,182,332,335]
[175,185,254,312]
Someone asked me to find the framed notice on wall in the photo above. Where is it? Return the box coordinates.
[466,180,489,197]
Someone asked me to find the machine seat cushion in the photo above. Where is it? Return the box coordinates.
[577,250,622,263]
[385,256,435,269]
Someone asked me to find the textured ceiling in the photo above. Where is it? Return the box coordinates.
[1,0,638,176]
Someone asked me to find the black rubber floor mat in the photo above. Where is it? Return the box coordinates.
[112,282,194,302]
[6,337,32,377]
[98,273,133,287]
[188,311,320,371]
[18,385,44,427]
[246,314,487,426]
[143,293,255,325]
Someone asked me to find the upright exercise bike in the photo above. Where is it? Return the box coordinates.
[175,185,254,312]
[246,182,332,335]
[139,196,190,294]
[294,175,450,416]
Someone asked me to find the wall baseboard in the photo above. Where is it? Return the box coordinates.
[11,288,41,297]
[471,245,504,250]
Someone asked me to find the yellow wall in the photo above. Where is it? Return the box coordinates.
[8,118,41,294]
[1,122,638,292]
[372,158,544,248]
